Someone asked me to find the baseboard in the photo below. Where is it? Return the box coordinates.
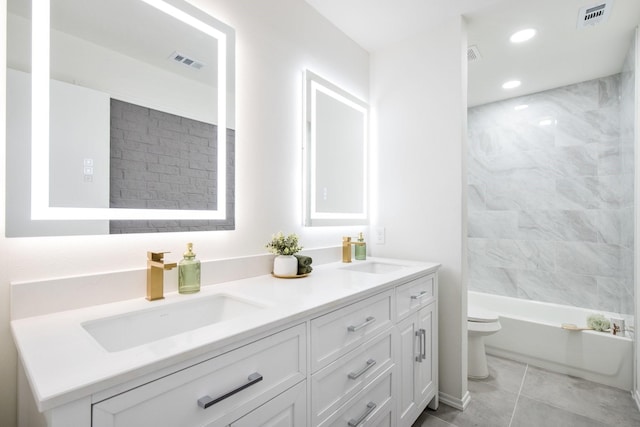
[633,389,640,412]
[439,390,471,411]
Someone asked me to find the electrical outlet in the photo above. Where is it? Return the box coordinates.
[373,227,385,244]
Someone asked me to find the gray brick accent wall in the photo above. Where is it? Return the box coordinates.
[109,99,235,233]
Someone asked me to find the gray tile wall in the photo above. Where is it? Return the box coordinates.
[467,72,634,315]
[109,99,235,233]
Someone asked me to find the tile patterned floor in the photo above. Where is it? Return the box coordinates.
[413,355,640,427]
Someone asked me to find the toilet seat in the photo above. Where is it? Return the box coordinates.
[468,307,499,323]
[467,319,501,333]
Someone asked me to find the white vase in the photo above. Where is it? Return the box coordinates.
[273,255,298,276]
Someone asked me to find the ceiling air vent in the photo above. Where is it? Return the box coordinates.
[577,1,613,29]
[168,51,205,70]
[467,45,481,63]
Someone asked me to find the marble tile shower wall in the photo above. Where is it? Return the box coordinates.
[467,73,634,315]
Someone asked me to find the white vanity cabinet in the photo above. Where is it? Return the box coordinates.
[395,275,438,427]
[92,324,306,427]
[14,260,440,427]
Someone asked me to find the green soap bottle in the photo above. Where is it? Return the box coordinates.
[179,242,201,294]
[355,232,367,260]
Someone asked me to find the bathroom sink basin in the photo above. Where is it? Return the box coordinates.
[82,294,264,352]
[342,262,406,274]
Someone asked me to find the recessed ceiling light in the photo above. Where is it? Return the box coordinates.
[510,28,536,43]
[502,80,521,90]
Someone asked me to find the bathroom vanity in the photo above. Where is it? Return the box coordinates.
[12,258,439,427]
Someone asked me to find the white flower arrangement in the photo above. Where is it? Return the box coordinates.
[265,232,303,256]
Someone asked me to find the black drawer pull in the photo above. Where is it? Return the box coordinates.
[198,372,263,409]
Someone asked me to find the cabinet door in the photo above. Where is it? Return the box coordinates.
[397,302,437,427]
[416,303,435,408]
[230,381,306,427]
[396,314,418,427]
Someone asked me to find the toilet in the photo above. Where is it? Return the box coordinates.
[467,306,501,379]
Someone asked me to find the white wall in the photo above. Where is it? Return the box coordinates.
[0,1,13,424]
[634,26,640,410]
[370,16,469,406]
[0,1,369,425]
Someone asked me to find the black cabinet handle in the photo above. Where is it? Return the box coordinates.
[197,372,263,409]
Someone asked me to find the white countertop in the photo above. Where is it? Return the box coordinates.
[11,257,440,412]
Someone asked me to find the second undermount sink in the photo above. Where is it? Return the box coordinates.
[82,294,265,352]
[342,261,406,274]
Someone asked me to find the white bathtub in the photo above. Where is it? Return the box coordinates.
[469,291,634,390]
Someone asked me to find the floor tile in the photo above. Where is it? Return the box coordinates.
[412,412,457,427]
[472,355,527,394]
[510,395,608,427]
[520,365,640,427]
[413,356,640,427]
[426,382,517,427]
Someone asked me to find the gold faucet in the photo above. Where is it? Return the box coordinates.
[146,251,177,301]
[342,237,365,263]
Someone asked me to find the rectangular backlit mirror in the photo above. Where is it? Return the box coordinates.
[6,0,235,236]
[303,70,368,226]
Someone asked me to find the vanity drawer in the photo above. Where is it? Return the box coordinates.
[311,329,393,426]
[311,290,393,371]
[92,324,306,427]
[396,275,435,320]
[320,366,393,427]
[366,407,394,427]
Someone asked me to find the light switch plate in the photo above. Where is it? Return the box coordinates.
[373,227,385,244]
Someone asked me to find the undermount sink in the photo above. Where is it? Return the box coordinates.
[342,262,406,274]
[82,294,265,352]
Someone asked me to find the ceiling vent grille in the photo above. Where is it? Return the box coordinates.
[577,1,613,29]
[168,51,205,70]
[467,45,481,63]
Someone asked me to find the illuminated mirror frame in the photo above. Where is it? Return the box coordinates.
[303,70,369,227]
[31,0,231,220]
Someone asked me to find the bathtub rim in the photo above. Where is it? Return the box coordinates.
[467,290,634,390]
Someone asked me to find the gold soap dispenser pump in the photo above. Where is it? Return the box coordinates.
[179,243,201,294]
[355,232,367,260]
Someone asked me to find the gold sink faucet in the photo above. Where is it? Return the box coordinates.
[342,237,365,263]
[146,251,177,301]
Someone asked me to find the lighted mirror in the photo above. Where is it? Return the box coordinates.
[6,0,235,236]
[303,70,368,226]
